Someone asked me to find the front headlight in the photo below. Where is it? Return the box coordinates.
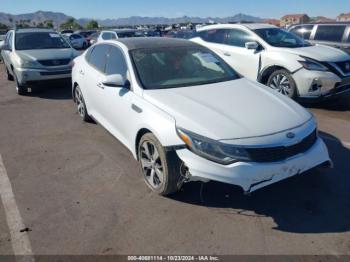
[18,58,41,69]
[177,128,251,165]
[298,57,328,72]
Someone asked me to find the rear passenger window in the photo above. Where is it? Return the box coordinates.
[85,46,95,62]
[290,25,314,40]
[225,29,254,47]
[314,25,346,42]
[88,44,110,72]
[105,46,128,76]
[198,29,227,44]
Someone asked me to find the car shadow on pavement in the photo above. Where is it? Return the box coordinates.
[26,81,72,100]
[170,131,350,234]
[301,94,350,112]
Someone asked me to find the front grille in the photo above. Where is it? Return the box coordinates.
[245,130,317,163]
[38,59,71,66]
[334,80,350,94]
[40,70,71,76]
[335,60,350,74]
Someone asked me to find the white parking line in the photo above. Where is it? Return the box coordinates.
[0,154,34,261]
[320,134,350,148]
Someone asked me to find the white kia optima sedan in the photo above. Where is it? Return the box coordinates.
[72,38,331,196]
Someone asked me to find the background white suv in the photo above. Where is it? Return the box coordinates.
[97,29,137,42]
[191,24,350,100]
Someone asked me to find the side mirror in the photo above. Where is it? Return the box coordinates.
[102,74,129,88]
[245,41,259,50]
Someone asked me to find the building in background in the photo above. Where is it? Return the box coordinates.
[312,16,336,23]
[263,19,280,27]
[280,14,310,27]
[337,13,350,22]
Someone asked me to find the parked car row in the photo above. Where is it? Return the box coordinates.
[1,24,349,196]
[288,23,350,54]
[163,30,195,39]
[61,29,164,48]
[62,33,89,49]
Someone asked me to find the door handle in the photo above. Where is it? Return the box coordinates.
[223,52,231,57]
[97,83,104,89]
[131,104,142,113]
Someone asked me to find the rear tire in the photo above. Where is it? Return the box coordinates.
[74,85,92,122]
[267,69,297,99]
[138,133,182,196]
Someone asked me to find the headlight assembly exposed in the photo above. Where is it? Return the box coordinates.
[177,128,251,165]
[17,57,41,69]
[298,56,328,72]
[21,60,41,69]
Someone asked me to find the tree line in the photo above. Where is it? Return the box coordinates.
[0,18,99,30]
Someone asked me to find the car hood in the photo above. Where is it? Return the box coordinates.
[143,79,312,140]
[16,48,78,61]
[282,44,350,62]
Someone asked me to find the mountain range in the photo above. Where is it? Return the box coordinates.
[0,11,264,27]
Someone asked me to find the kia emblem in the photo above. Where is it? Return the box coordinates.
[286,132,295,139]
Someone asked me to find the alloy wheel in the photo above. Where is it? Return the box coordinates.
[269,74,292,96]
[75,87,86,118]
[140,141,164,189]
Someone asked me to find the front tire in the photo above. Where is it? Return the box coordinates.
[138,133,182,196]
[6,68,14,81]
[267,69,297,99]
[13,72,27,96]
[74,85,92,122]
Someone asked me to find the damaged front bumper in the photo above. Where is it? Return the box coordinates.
[293,69,350,100]
[176,137,331,194]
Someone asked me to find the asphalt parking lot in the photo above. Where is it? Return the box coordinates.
[0,65,349,256]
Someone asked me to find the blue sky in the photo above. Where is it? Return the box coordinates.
[1,0,348,19]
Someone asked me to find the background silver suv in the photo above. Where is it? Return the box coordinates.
[288,23,350,54]
[0,28,79,95]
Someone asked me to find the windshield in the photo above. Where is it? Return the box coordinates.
[15,32,71,50]
[254,28,311,48]
[131,46,239,89]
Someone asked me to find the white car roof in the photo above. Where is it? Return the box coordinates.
[196,23,277,32]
